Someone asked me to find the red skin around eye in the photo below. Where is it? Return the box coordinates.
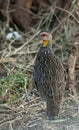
[39,33,48,37]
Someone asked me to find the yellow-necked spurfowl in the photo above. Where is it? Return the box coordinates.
[33,31,65,119]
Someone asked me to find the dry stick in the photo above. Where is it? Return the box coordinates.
[53,6,79,97]
[0,117,22,127]
[11,31,40,55]
[67,45,78,97]
[11,50,37,55]
[55,6,79,23]
[6,0,10,28]
[1,31,40,64]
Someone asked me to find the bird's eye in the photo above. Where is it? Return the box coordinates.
[40,33,48,37]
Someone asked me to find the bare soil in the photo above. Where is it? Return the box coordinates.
[0,93,79,130]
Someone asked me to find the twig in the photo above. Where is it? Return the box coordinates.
[55,6,79,23]
[11,31,40,55]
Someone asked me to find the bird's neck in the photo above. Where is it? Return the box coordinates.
[39,42,52,54]
[42,40,48,47]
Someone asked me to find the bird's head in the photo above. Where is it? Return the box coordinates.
[37,32,52,47]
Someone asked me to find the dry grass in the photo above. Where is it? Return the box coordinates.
[0,94,79,130]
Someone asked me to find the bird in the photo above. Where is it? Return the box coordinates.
[33,31,65,119]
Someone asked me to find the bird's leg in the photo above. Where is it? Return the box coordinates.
[46,99,60,120]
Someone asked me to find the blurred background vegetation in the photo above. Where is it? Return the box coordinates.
[0,0,79,103]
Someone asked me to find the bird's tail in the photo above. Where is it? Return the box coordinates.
[46,99,61,119]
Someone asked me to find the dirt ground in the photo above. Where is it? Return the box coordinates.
[0,93,79,130]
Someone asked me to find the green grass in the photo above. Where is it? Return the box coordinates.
[0,65,28,103]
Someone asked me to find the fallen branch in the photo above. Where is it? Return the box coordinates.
[67,45,78,97]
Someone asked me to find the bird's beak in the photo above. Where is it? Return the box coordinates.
[35,34,39,38]
[34,31,41,38]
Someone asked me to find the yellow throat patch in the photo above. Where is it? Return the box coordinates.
[42,40,48,47]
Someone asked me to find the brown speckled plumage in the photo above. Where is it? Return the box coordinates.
[33,32,65,119]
